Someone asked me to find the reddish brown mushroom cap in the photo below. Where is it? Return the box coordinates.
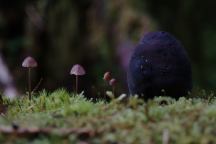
[70,64,86,76]
[22,56,38,68]
[103,72,111,81]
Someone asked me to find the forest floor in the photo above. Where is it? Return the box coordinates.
[0,89,216,144]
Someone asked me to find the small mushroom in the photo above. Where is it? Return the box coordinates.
[103,72,111,82]
[109,78,117,86]
[109,78,117,94]
[70,64,86,93]
[22,56,38,100]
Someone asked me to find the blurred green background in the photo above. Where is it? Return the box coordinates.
[0,0,215,97]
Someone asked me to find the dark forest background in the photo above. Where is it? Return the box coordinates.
[0,0,216,97]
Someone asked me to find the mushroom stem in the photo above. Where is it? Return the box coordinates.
[112,86,115,96]
[76,75,78,93]
[28,68,31,100]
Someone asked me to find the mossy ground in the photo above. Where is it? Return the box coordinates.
[0,89,216,144]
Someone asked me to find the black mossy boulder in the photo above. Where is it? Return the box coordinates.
[127,31,192,99]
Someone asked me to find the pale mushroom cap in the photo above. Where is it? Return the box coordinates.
[22,56,38,68]
[70,64,86,76]
[109,78,117,86]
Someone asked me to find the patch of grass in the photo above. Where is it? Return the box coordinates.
[0,89,216,144]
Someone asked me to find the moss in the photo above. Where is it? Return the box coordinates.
[0,89,216,143]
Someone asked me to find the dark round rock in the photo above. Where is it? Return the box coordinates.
[127,31,192,99]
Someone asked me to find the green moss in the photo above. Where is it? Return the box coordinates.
[0,89,216,143]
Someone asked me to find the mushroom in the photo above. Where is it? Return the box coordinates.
[109,78,116,86]
[103,72,111,82]
[22,56,38,100]
[109,78,117,94]
[70,64,86,93]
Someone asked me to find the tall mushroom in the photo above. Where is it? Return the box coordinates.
[70,64,86,93]
[22,56,38,100]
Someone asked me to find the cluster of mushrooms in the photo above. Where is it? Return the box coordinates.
[22,56,86,100]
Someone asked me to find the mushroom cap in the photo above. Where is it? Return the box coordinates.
[103,72,111,81]
[22,56,38,68]
[70,64,86,76]
[109,78,117,86]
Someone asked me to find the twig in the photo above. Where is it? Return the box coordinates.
[162,129,170,144]
[0,126,95,138]
[32,78,43,93]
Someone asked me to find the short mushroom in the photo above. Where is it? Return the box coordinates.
[109,78,117,86]
[109,78,117,94]
[22,56,38,100]
[70,64,86,93]
[103,72,111,82]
